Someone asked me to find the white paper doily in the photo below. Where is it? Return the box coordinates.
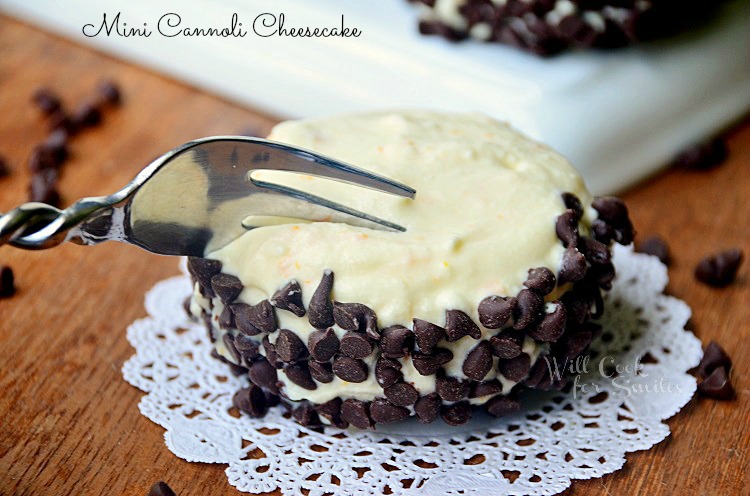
[123,245,702,495]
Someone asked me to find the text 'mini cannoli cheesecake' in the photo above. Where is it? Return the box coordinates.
[186,111,634,429]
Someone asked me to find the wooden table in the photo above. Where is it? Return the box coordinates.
[0,15,747,496]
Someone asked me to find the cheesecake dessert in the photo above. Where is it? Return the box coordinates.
[187,110,634,429]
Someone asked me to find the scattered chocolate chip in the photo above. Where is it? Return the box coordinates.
[147,481,177,496]
[187,257,222,298]
[485,395,521,417]
[380,325,413,358]
[441,401,472,426]
[234,334,261,362]
[28,169,61,207]
[636,235,670,265]
[370,398,411,424]
[592,219,614,245]
[489,330,523,359]
[513,289,544,330]
[672,137,728,170]
[333,302,378,338]
[284,363,317,390]
[48,109,76,134]
[97,79,122,105]
[292,402,320,426]
[436,374,469,402]
[233,384,267,417]
[555,209,579,248]
[477,296,517,329]
[697,367,734,400]
[695,249,743,287]
[341,399,372,429]
[210,273,243,303]
[308,270,334,329]
[698,341,732,377]
[307,328,339,362]
[562,192,584,220]
[581,238,611,266]
[32,87,61,115]
[528,301,567,342]
[445,309,481,341]
[270,280,306,317]
[340,331,374,359]
[275,329,307,362]
[222,333,241,363]
[414,392,441,424]
[558,247,587,284]
[412,348,453,376]
[375,357,403,389]
[462,341,493,381]
[332,356,368,383]
[218,305,234,329]
[384,382,419,407]
[524,267,556,295]
[309,361,334,383]
[0,155,10,178]
[248,358,278,394]
[0,266,16,298]
[498,353,532,382]
[413,318,446,352]
[72,101,102,128]
[470,380,503,398]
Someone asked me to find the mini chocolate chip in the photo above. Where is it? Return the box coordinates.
[219,305,234,329]
[284,363,317,390]
[697,367,734,400]
[528,301,567,342]
[513,289,544,330]
[233,385,267,417]
[375,357,403,388]
[370,398,410,424]
[672,137,728,170]
[275,329,307,362]
[307,328,339,362]
[210,273,243,303]
[262,336,280,369]
[230,303,262,336]
[341,399,372,429]
[414,393,441,424]
[248,358,278,393]
[292,402,320,426]
[445,309,481,341]
[332,356,368,383]
[498,353,531,382]
[0,266,16,298]
[384,382,419,407]
[485,395,521,417]
[581,238,611,266]
[380,325,413,358]
[234,334,260,362]
[523,358,549,388]
[72,101,102,128]
[436,374,469,402]
[462,341,493,381]
[560,290,591,326]
[589,262,616,290]
[698,341,732,377]
[97,80,122,105]
[147,481,177,496]
[562,192,584,220]
[592,219,614,245]
[308,270,334,329]
[412,348,453,376]
[613,220,635,246]
[32,87,61,114]
[0,156,10,178]
[340,331,374,359]
[441,401,471,426]
[470,380,503,398]
[554,324,595,361]
[558,247,587,284]
[695,249,744,287]
[315,397,346,427]
[556,209,579,248]
[222,333,241,363]
[477,296,517,329]
[413,318,446,352]
[270,280,306,317]
[637,235,671,265]
[28,169,61,207]
[333,302,378,338]
[489,330,523,359]
[309,361,334,383]
[187,257,222,298]
[524,267,556,295]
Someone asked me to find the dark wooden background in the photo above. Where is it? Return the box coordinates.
[0,15,747,496]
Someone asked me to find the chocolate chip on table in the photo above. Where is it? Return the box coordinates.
[0,266,16,298]
[694,248,744,287]
[147,481,177,496]
[414,392,441,424]
[292,402,321,426]
[528,301,567,342]
[72,101,102,128]
[341,399,372,429]
[270,280,306,317]
[0,155,10,178]
[698,341,732,377]
[470,380,503,398]
[672,137,728,170]
[477,296,517,329]
[441,401,472,426]
[32,87,62,115]
[248,358,279,394]
[697,367,735,400]
[370,398,410,424]
[275,329,307,362]
[233,384,267,417]
[462,341,493,381]
[513,289,544,330]
[445,309,481,341]
[524,267,557,295]
[555,209,579,248]
[340,331,374,359]
[210,273,243,303]
[97,79,122,105]
[636,235,671,265]
[308,270,334,329]
[187,257,222,298]
[234,334,261,361]
[48,109,77,135]
[384,382,419,406]
[412,348,454,376]
[284,363,317,390]
[498,353,532,382]
[28,169,61,207]
[375,357,403,389]
[558,247,587,284]
[489,330,523,359]
[413,318,446,352]
[309,361,334,383]
[333,301,378,338]
[485,395,521,417]
[380,325,413,358]
[332,356,368,383]
[307,328,340,362]
[436,374,469,402]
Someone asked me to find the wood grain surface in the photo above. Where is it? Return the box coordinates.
[0,15,747,496]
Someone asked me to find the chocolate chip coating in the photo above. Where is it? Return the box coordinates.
[234,334,261,362]
[445,310,481,341]
[489,330,523,359]
[340,331,374,359]
[562,192,583,220]
[341,399,372,429]
[555,209,579,248]
[485,395,521,417]
[248,358,278,393]
[309,361,334,383]
[470,380,503,398]
[436,374,469,402]
[558,247,587,284]
[333,302,378,338]
[477,296,516,329]
[370,398,410,424]
[592,219,614,245]
[333,356,368,383]
[413,319,445,352]
[513,289,544,330]
[462,341,493,381]
[284,363,317,390]
[581,238,611,266]
[315,397,346,427]
[308,328,339,362]
[441,401,472,426]
[414,393,441,424]
[292,402,320,426]
[308,270,334,329]
[524,267,556,295]
[498,353,532,382]
[231,303,262,336]
[233,385,267,417]
[222,333,240,363]
[412,348,453,376]
[187,257,222,297]
[528,301,567,342]
[270,280,306,317]
[380,325,413,358]
[375,357,403,389]
[275,329,307,363]
[384,382,419,406]
[210,273,243,303]
[592,196,629,226]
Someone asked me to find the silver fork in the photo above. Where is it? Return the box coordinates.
[0,136,416,256]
